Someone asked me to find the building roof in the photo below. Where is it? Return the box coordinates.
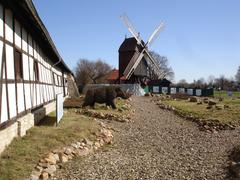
[119,37,144,52]
[2,0,73,75]
[106,69,119,81]
[106,69,126,81]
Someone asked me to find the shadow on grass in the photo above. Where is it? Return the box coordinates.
[37,115,56,127]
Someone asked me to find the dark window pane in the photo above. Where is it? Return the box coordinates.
[14,50,23,80]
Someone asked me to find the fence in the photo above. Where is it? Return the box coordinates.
[148,86,214,97]
[83,84,145,96]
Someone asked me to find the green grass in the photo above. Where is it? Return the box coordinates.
[164,98,240,125]
[0,110,100,180]
[214,90,240,99]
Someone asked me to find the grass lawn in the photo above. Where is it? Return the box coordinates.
[214,90,240,99]
[0,110,101,180]
[164,97,240,125]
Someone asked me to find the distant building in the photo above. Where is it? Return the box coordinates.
[0,0,77,154]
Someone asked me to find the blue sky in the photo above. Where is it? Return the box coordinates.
[33,0,240,83]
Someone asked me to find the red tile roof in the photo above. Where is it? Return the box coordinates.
[106,69,119,80]
[106,69,127,81]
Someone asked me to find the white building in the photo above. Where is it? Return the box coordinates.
[0,0,77,153]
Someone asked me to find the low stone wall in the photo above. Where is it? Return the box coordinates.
[17,113,34,137]
[0,101,56,155]
[0,122,18,154]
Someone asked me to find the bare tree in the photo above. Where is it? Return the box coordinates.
[177,79,188,88]
[75,59,112,86]
[235,66,240,83]
[194,77,206,88]
[148,51,174,80]
[207,75,215,87]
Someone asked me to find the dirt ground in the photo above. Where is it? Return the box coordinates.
[55,96,240,180]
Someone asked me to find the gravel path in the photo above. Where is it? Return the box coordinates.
[55,96,240,180]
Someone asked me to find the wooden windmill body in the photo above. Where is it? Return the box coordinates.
[118,14,165,84]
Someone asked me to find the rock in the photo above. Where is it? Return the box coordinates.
[40,172,49,180]
[35,165,43,172]
[78,147,91,156]
[224,104,230,109]
[31,170,41,178]
[99,112,105,118]
[82,138,93,146]
[208,100,217,106]
[206,105,213,109]
[71,143,79,149]
[38,163,49,168]
[203,98,209,103]
[197,101,203,105]
[218,97,224,101]
[100,129,113,144]
[215,105,223,110]
[94,142,101,149]
[53,154,60,162]
[64,147,73,155]
[30,174,40,180]
[117,108,124,112]
[43,165,57,176]
[59,153,68,163]
[44,156,56,165]
[144,93,151,97]
[188,97,198,102]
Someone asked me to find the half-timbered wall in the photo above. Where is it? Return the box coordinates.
[0,3,69,128]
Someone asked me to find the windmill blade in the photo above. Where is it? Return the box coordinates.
[146,21,165,47]
[144,51,163,78]
[123,50,145,79]
[144,50,161,72]
[120,14,144,47]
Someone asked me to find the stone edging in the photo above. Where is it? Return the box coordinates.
[29,126,113,180]
[156,102,235,132]
[76,109,134,123]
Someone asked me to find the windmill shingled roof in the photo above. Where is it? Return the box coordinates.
[119,37,144,52]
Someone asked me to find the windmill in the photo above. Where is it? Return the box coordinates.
[119,14,165,83]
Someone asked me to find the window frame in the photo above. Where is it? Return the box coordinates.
[14,49,23,81]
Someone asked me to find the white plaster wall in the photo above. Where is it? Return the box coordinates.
[31,84,36,107]
[29,57,34,81]
[14,19,21,48]
[1,84,8,123]
[8,83,16,118]
[22,28,27,52]
[0,4,3,37]
[44,85,47,102]
[36,84,40,106]
[0,5,68,126]
[22,54,29,80]
[5,9,13,43]
[6,44,14,79]
[17,83,25,113]
[0,41,3,76]
[24,83,31,109]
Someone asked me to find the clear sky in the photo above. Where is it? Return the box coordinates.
[33,0,240,83]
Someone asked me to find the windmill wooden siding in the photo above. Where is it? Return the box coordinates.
[119,37,149,83]
[0,0,74,153]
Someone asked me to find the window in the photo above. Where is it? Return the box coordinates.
[14,49,23,80]
[34,61,39,81]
